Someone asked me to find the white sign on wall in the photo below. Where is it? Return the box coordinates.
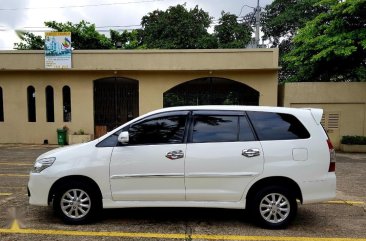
[45,32,72,69]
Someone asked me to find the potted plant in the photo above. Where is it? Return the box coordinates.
[340,136,366,153]
[68,129,93,144]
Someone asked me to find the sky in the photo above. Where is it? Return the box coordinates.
[0,0,273,50]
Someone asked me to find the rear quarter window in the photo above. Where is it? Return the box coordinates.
[247,111,310,141]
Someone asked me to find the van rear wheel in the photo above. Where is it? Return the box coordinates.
[250,186,297,229]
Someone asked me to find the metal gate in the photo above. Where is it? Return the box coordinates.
[94,77,138,138]
[163,77,259,107]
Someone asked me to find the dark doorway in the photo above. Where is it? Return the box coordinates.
[163,77,259,107]
[62,86,72,122]
[94,77,139,138]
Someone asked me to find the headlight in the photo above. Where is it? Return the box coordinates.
[32,157,56,173]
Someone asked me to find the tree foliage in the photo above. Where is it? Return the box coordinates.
[13,4,252,51]
[14,32,44,50]
[214,12,252,48]
[284,0,366,82]
[14,20,114,50]
[261,0,326,82]
[110,29,145,49]
[262,0,325,47]
[141,4,216,49]
[45,20,113,49]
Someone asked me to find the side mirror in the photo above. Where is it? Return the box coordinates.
[118,131,129,144]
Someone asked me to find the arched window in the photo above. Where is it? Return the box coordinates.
[45,86,54,122]
[163,77,260,107]
[27,86,36,122]
[62,86,71,122]
[0,87,4,122]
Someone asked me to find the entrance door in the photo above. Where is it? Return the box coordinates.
[94,77,138,138]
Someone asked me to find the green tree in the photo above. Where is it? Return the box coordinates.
[14,5,254,51]
[261,0,326,81]
[45,20,113,49]
[14,32,44,50]
[141,4,216,49]
[14,20,114,50]
[284,0,366,82]
[262,0,324,47]
[214,11,252,48]
[110,29,145,49]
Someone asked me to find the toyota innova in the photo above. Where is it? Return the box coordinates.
[28,106,336,228]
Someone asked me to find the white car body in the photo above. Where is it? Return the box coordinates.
[28,106,336,228]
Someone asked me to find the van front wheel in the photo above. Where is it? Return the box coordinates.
[250,186,297,229]
[53,182,101,224]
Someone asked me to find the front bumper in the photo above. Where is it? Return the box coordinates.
[28,173,55,206]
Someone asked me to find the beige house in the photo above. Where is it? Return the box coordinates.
[0,49,279,144]
[280,82,366,149]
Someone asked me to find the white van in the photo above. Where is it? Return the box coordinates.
[28,106,336,228]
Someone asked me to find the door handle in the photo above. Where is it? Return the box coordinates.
[166,150,184,160]
[242,149,260,158]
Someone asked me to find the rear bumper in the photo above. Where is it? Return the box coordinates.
[301,173,336,204]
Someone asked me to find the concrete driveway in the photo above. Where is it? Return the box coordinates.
[0,144,365,241]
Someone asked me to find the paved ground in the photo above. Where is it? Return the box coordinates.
[0,144,365,241]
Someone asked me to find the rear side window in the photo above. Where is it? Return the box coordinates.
[247,111,310,141]
[191,115,255,143]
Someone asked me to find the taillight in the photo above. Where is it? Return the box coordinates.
[327,139,336,172]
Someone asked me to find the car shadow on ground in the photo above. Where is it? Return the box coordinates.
[102,207,250,224]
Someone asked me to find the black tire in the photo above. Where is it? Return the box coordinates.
[53,181,101,224]
[249,186,297,229]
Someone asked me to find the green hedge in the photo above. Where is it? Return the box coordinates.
[341,136,366,145]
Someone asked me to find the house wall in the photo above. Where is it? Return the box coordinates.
[0,49,279,144]
[280,82,366,149]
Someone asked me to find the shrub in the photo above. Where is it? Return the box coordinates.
[341,136,366,145]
